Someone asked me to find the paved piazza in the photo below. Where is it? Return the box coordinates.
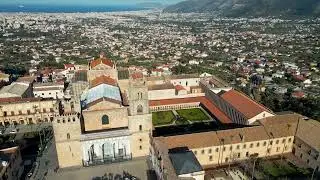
[46,158,152,180]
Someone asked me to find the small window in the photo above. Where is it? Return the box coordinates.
[215,148,219,152]
[229,146,233,151]
[139,146,142,150]
[243,144,246,149]
[250,143,253,148]
[139,125,142,131]
[288,138,292,143]
[137,104,143,114]
[256,142,260,147]
[194,151,197,155]
[209,156,213,161]
[276,140,279,144]
[102,115,109,125]
[67,133,70,139]
[236,145,240,149]
[201,150,204,154]
[282,139,286,144]
[208,149,212,154]
[139,138,142,142]
[225,158,229,162]
[246,152,249,157]
[270,140,273,145]
[11,111,14,116]
[223,147,226,151]
[263,141,267,146]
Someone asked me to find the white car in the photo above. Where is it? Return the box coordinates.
[9,129,18,134]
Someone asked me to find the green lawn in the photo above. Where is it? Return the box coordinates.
[152,111,175,126]
[176,108,210,122]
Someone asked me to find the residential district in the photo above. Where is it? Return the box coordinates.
[0,11,319,180]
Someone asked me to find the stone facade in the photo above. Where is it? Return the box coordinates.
[53,60,152,169]
[52,113,83,168]
[0,98,57,126]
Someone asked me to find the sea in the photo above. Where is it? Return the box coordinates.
[0,4,150,13]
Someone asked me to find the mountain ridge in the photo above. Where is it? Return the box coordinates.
[163,0,320,17]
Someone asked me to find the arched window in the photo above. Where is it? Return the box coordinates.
[102,115,109,125]
[67,133,70,140]
[137,92,143,99]
[137,104,143,114]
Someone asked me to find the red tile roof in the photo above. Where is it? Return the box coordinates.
[90,58,113,69]
[175,85,185,91]
[64,64,75,69]
[220,90,271,119]
[0,97,42,104]
[131,72,143,79]
[149,96,231,124]
[292,91,305,98]
[91,75,117,87]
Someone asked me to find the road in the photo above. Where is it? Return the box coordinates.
[31,135,58,180]
[0,123,51,136]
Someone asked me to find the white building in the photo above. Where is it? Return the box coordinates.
[33,82,65,99]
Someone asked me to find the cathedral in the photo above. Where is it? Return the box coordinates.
[52,54,152,168]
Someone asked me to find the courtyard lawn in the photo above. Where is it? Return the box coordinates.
[176,108,210,122]
[152,111,175,126]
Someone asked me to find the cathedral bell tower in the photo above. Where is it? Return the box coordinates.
[128,76,149,116]
[127,74,152,158]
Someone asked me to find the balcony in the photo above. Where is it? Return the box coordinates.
[83,154,132,167]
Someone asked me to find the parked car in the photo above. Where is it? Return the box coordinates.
[9,128,18,134]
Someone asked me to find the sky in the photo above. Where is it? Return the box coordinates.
[0,0,184,5]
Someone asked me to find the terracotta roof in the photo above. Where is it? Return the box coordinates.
[131,72,143,80]
[161,131,221,149]
[91,75,117,87]
[148,83,175,91]
[259,114,300,138]
[64,64,75,69]
[149,96,231,124]
[296,119,320,151]
[159,126,270,149]
[84,97,122,108]
[175,85,186,91]
[292,91,305,98]
[90,58,113,69]
[220,90,271,119]
[216,128,243,144]
[0,97,42,104]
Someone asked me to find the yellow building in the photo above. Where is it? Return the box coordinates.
[151,114,300,180]
[0,97,57,126]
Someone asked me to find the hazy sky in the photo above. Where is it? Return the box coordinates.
[0,0,184,5]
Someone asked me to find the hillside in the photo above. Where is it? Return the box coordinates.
[163,0,320,17]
